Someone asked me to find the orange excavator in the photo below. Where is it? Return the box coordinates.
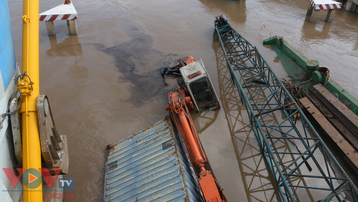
[164,56,227,202]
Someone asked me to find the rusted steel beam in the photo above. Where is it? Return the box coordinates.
[314,84,358,130]
[300,97,358,170]
[304,88,358,151]
[311,84,358,150]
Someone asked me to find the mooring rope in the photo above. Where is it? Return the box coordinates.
[251,5,273,37]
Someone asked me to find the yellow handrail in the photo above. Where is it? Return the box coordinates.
[20,0,42,201]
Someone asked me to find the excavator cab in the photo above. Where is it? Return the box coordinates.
[179,59,220,112]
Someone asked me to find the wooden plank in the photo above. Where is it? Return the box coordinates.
[300,97,358,169]
[314,83,358,129]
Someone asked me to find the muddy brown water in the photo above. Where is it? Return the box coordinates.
[7,0,358,201]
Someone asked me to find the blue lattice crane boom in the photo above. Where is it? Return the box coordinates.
[215,15,358,202]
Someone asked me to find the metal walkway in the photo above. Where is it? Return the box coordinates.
[214,15,358,202]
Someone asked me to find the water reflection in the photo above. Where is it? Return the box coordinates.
[46,35,83,57]
[301,15,332,40]
[335,9,358,23]
[199,0,246,24]
[213,34,282,202]
[301,9,358,50]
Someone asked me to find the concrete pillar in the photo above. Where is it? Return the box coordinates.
[346,1,353,11]
[325,9,336,22]
[307,3,314,15]
[67,20,78,35]
[309,9,318,22]
[45,21,56,36]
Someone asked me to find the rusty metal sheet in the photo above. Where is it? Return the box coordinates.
[300,97,358,169]
[104,117,202,202]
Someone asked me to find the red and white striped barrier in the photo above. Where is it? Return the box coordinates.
[310,0,342,10]
[40,13,77,21]
[39,2,78,21]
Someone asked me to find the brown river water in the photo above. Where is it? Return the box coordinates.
[7,0,358,201]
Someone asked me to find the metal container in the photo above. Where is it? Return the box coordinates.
[104,117,202,202]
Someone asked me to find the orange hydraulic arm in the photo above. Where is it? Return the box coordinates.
[165,88,227,202]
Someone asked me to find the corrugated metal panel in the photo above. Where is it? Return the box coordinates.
[104,117,202,202]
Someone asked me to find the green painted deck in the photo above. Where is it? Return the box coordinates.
[264,36,358,115]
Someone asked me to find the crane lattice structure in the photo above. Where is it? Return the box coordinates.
[215,15,358,202]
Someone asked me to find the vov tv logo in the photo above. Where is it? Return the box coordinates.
[59,178,73,189]
[2,168,73,189]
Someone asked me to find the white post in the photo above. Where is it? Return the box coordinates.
[309,9,318,22]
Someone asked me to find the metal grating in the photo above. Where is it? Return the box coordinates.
[104,117,202,202]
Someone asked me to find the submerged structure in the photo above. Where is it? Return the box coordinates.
[104,118,202,201]
[215,15,358,202]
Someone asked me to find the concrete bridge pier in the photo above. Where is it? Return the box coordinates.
[306,3,318,22]
[345,0,358,13]
[307,3,314,15]
[346,1,353,11]
[325,9,336,22]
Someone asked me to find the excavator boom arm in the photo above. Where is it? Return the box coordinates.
[166,88,227,202]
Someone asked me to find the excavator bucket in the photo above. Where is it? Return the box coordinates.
[160,56,196,76]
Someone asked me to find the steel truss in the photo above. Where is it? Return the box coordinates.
[215,15,358,202]
[215,41,282,202]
